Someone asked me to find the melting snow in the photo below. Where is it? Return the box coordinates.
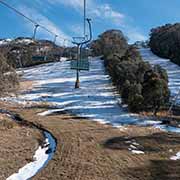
[12,57,163,127]
[6,132,56,180]
[140,48,180,104]
[170,152,180,160]
[131,150,145,154]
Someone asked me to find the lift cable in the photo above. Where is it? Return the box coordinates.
[84,0,86,37]
[0,0,72,43]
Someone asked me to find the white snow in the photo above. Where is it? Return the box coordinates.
[16,38,34,45]
[0,39,12,45]
[131,150,145,154]
[12,57,163,127]
[60,57,68,61]
[140,48,180,104]
[170,152,180,160]
[0,38,35,46]
[6,132,56,180]
[155,125,180,133]
[127,139,144,154]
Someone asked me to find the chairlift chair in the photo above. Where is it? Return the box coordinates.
[32,40,47,61]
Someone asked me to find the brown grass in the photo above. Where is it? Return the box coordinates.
[16,107,180,180]
[19,80,35,93]
[0,103,43,180]
[1,101,180,180]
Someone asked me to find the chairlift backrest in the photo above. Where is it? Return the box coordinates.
[32,55,46,61]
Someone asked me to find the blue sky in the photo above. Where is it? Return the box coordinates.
[0,0,180,45]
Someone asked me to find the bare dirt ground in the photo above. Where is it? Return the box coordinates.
[0,103,43,180]
[6,104,179,180]
[19,80,35,92]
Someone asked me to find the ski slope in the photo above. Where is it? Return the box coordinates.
[16,57,160,127]
[13,56,178,130]
[5,54,180,179]
[140,48,180,104]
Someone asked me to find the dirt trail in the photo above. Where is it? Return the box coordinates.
[1,99,180,180]
[11,106,180,180]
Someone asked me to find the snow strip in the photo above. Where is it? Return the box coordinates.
[170,152,180,160]
[7,132,56,180]
[131,150,145,154]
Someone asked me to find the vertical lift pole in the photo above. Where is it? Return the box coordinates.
[72,0,92,89]
[72,18,92,89]
[33,24,39,39]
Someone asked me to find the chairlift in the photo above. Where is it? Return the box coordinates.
[31,24,48,62]
[71,18,92,88]
[32,46,47,61]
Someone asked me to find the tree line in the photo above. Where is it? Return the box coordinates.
[91,30,170,114]
[0,53,19,95]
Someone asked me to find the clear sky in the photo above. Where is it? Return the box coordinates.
[0,0,180,45]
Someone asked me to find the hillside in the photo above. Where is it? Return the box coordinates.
[0,37,68,68]
[91,30,170,114]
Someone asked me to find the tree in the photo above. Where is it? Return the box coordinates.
[149,23,180,66]
[142,70,169,115]
[0,53,19,94]
[91,29,170,113]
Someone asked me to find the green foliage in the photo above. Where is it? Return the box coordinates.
[142,70,170,114]
[149,23,180,66]
[90,29,128,58]
[91,29,170,113]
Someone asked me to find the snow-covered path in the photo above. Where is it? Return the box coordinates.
[18,58,158,127]
[140,48,180,104]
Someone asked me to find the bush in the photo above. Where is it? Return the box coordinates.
[0,53,19,95]
[91,29,170,113]
[142,70,170,114]
[149,23,180,66]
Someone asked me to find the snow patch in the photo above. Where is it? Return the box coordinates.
[6,132,56,180]
[131,150,145,154]
[170,152,180,161]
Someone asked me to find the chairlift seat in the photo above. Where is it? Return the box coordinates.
[32,56,46,61]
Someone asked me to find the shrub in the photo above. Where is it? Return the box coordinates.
[149,23,180,66]
[0,53,19,95]
[91,29,170,113]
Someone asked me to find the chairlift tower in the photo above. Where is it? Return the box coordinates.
[33,24,39,39]
[72,18,92,89]
[53,35,58,44]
